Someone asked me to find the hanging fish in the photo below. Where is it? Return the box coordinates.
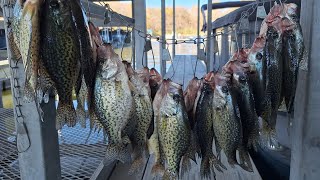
[41,0,81,129]
[11,0,42,101]
[261,21,283,147]
[148,81,167,178]
[184,77,203,129]
[281,3,304,116]
[70,0,95,125]
[248,37,267,117]
[195,72,226,179]
[157,79,191,179]
[147,68,163,140]
[122,62,153,176]
[87,21,103,129]
[136,67,152,98]
[212,73,252,172]
[93,44,133,165]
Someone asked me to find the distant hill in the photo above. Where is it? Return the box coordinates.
[102,2,241,36]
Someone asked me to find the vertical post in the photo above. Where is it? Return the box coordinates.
[221,26,229,65]
[160,0,166,76]
[212,29,217,70]
[0,81,3,108]
[133,0,147,69]
[197,0,200,60]
[1,1,62,180]
[172,0,176,58]
[290,0,320,180]
[206,0,212,73]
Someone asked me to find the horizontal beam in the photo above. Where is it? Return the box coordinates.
[80,0,134,27]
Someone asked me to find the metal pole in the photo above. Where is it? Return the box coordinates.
[172,0,176,58]
[206,0,213,73]
[160,0,166,76]
[290,0,320,180]
[221,26,229,65]
[1,1,61,180]
[197,0,200,60]
[133,0,147,69]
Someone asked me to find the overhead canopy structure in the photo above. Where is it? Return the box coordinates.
[0,1,134,28]
[80,0,134,27]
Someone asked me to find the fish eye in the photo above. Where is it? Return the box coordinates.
[173,94,180,101]
[221,86,228,93]
[256,52,262,60]
[239,75,246,82]
[50,1,59,8]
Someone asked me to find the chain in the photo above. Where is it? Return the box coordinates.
[3,0,31,153]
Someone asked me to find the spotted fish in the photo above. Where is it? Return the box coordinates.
[93,44,133,165]
[195,72,226,179]
[158,79,191,179]
[41,0,81,129]
[122,62,153,176]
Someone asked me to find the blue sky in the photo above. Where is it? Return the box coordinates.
[146,0,238,8]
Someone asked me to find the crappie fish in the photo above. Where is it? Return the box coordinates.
[158,79,191,179]
[147,68,163,140]
[87,22,102,129]
[136,67,151,97]
[195,72,226,179]
[227,59,260,151]
[93,44,133,165]
[261,25,283,144]
[212,73,251,171]
[282,4,304,115]
[248,37,267,117]
[148,81,168,178]
[70,0,94,125]
[122,62,153,176]
[184,77,203,129]
[11,0,42,101]
[41,0,80,129]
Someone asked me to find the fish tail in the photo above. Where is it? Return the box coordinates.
[56,102,76,129]
[209,153,227,172]
[103,143,131,166]
[180,156,192,178]
[238,147,254,172]
[225,151,238,169]
[23,81,35,102]
[200,156,213,179]
[163,169,177,180]
[128,155,146,176]
[151,162,165,178]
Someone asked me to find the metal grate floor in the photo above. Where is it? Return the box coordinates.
[0,108,107,180]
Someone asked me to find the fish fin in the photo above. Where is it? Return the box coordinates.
[23,81,35,102]
[151,163,165,178]
[184,131,198,163]
[209,154,227,172]
[128,156,146,176]
[163,169,177,180]
[76,77,88,128]
[180,156,192,178]
[238,147,254,172]
[103,143,131,166]
[200,156,212,179]
[56,103,76,129]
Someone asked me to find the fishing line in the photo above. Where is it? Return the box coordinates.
[121,26,129,61]
[86,0,91,21]
[167,44,176,80]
